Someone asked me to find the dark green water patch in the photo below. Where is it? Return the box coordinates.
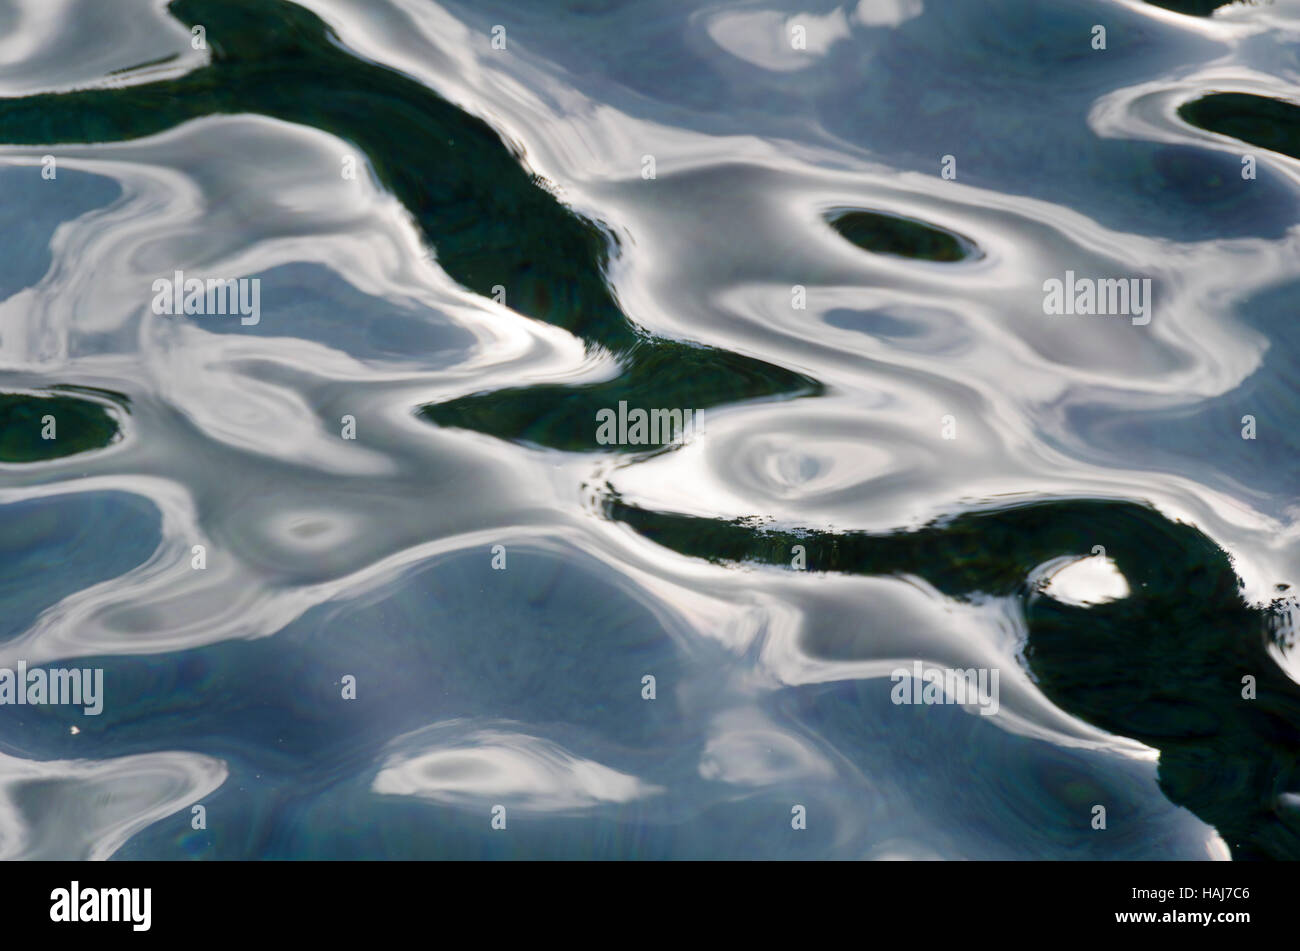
[0,390,122,462]
[604,492,1300,859]
[828,209,977,263]
[0,0,819,453]
[1143,0,1240,15]
[1179,93,1300,161]
[423,338,817,453]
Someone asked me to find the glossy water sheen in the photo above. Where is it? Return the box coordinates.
[0,0,1297,860]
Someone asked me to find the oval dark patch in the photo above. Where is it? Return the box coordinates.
[828,209,979,262]
[0,390,122,462]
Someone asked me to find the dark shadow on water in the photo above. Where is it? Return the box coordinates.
[1179,92,1300,161]
[828,209,978,263]
[0,389,122,462]
[604,491,1300,859]
[1143,0,1239,15]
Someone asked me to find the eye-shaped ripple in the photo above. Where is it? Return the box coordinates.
[827,209,980,263]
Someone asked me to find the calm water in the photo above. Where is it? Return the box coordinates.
[0,0,1298,859]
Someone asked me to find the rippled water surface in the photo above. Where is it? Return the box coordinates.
[1,0,1299,860]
